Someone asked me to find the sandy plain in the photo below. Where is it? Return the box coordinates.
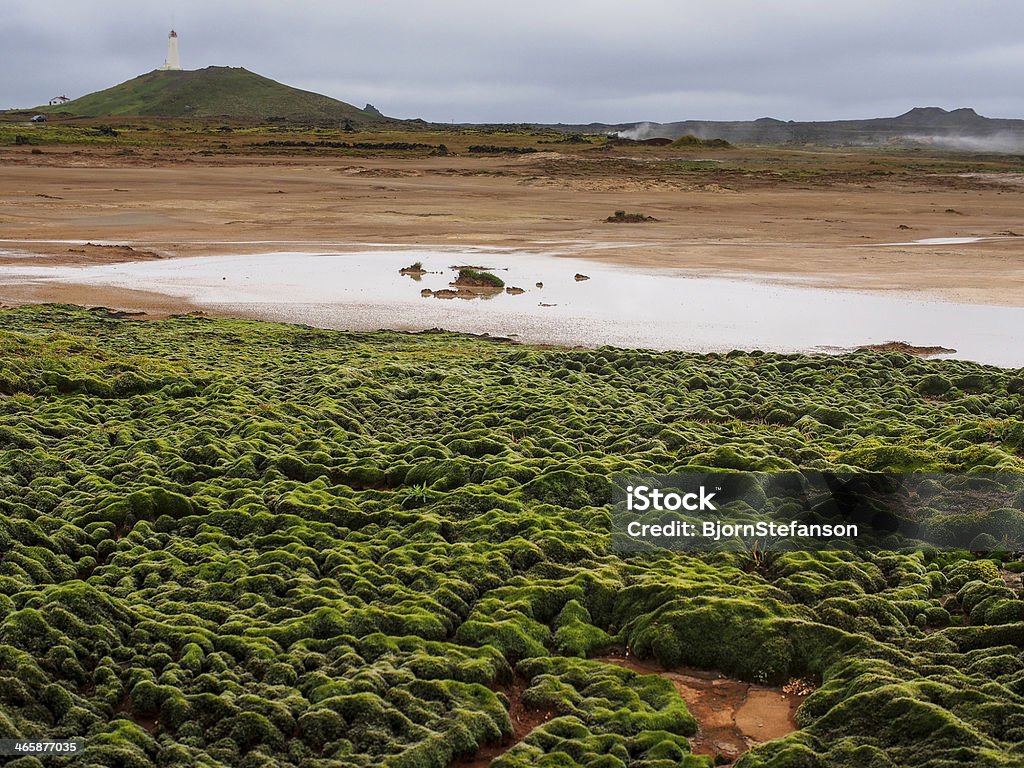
[0,143,1022,312]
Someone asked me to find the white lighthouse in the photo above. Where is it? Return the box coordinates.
[160,30,182,71]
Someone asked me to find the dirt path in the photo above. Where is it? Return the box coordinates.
[450,675,555,768]
[597,654,805,765]
[1001,568,1023,592]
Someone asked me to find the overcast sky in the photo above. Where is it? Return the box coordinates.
[3,0,1021,123]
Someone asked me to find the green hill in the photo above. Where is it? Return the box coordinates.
[41,66,379,123]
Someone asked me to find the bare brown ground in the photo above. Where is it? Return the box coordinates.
[0,282,193,319]
[1,145,1023,309]
[597,654,806,766]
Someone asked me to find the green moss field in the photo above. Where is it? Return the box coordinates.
[1,304,1024,767]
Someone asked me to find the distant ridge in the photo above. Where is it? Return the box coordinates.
[40,66,380,124]
[605,107,1024,150]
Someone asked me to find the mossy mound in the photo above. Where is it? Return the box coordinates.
[452,268,505,289]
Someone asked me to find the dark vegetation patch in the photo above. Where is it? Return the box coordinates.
[0,305,1022,767]
[607,135,732,149]
[537,134,593,145]
[256,139,439,151]
[468,145,539,155]
[670,134,733,149]
[608,136,674,147]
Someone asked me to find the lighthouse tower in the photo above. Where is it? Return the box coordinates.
[160,30,182,71]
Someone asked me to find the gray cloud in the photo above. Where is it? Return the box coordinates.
[2,0,1022,123]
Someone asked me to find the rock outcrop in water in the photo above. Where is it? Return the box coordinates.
[856,340,957,357]
[451,267,505,289]
[399,261,428,277]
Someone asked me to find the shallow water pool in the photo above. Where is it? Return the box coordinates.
[1,249,1022,367]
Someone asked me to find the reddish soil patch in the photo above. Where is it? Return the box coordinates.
[1001,568,1023,592]
[112,692,160,735]
[450,674,555,768]
[597,654,806,766]
[133,713,160,735]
